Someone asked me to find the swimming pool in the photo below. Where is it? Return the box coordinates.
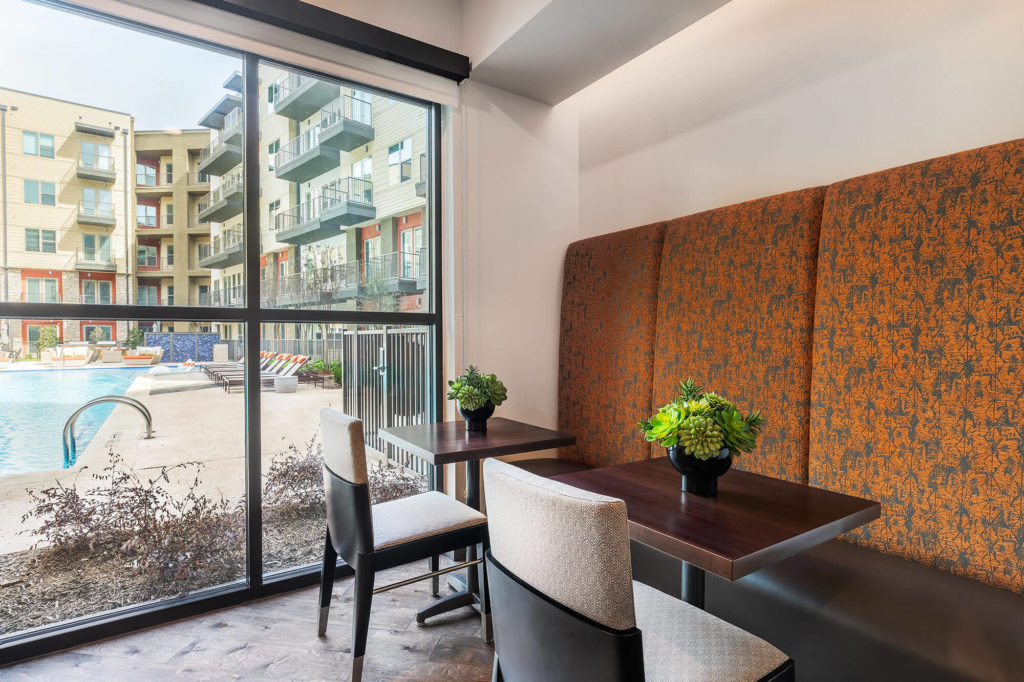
[0,367,149,476]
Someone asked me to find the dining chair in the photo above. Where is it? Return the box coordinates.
[482,458,795,682]
[318,408,491,681]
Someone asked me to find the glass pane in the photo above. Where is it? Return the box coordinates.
[258,63,432,313]
[0,0,242,307]
[260,323,433,575]
[0,317,246,638]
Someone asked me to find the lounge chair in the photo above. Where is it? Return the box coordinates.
[209,353,292,386]
[223,355,308,393]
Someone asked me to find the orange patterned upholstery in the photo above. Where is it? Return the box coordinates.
[558,223,666,466]
[810,139,1024,593]
[652,189,826,483]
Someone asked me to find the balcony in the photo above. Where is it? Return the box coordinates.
[197,284,244,307]
[74,247,116,272]
[135,172,174,194]
[415,153,427,198]
[320,177,375,227]
[198,92,242,130]
[197,230,244,269]
[77,153,116,183]
[77,200,115,227]
[318,94,374,152]
[188,217,212,234]
[325,252,426,303]
[270,73,339,120]
[260,263,362,307]
[274,124,339,183]
[187,172,211,194]
[197,171,244,223]
[74,121,116,138]
[273,195,333,245]
[197,126,243,177]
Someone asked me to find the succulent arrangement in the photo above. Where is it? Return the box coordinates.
[639,379,765,460]
[446,365,508,411]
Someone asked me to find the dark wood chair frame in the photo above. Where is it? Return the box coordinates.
[486,551,794,682]
[319,463,491,680]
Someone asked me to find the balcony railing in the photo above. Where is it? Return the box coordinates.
[187,172,211,186]
[321,93,372,127]
[21,291,62,303]
[276,124,323,168]
[75,247,116,271]
[198,229,244,262]
[220,107,242,136]
[323,176,373,206]
[77,152,116,183]
[161,256,175,270]
[136,172,174,187]
[259,252,425,307]
[274,195,323,233]
[197,285,245,307]
[79,200,114,218]
[197,170,243,215]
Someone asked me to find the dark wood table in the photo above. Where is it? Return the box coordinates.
[379,418,577,623]
[554,457,880,608]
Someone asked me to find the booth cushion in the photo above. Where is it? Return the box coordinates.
[810,139,1024,593]
[559,222,667,466]
[652,189,826,483]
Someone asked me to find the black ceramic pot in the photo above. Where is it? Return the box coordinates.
[666,446,732,497]
[458,402,495,432]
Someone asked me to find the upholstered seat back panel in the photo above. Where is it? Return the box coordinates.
[809,139,1024,593]
[559,222,666,466]
[652,189,826,483]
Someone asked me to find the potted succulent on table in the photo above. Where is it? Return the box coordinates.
[639,379,765,497]
[447,365,508,432]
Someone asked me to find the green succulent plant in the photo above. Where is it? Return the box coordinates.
[639,378,766,460]
[446,365,508,411]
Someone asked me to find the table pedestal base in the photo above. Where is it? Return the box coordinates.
[681,561,706,609]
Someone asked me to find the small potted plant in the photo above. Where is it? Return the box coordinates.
[639,379,765,496]
[447,365,508,432]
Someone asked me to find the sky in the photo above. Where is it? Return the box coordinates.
[0,0,241,130]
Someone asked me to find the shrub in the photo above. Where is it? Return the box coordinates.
[329,360,343,385]
[34,326,61,354]
[124,327,145,350]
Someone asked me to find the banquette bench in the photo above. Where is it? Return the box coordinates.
[533,138,1024,680]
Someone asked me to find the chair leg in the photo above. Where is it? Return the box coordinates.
[317,528,338,636]
[491,655,503,682]
[351,555,375,682]
[479,538,492,642]
[430,555,440,597]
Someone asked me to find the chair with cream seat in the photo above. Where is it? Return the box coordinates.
[317,408,491,681]
[482,458,794,682]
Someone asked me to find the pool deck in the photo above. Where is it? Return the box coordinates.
[0,367,358,554]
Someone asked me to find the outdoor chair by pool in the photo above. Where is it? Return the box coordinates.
[222,355,308,392]
[317,409,490,682]
[207,353,291,385]
[482,459,794,682]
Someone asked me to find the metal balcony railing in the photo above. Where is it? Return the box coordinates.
[320,93,373,128]
[75,247,115,269]
[197,285,245,307]
[323,176,373,206]
[21,290,62,304]
[274,195,323,232]
[79,152,115,172]
[276,124,323,168]
[79,199,114,218]
[220,107,242,135]
[197,229,243,262]
[136,172,173,186]
[199,126,241,164]
[197,171,243,214]
[270,73,310,108]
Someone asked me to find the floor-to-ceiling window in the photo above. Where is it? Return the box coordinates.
[0,0,440,662]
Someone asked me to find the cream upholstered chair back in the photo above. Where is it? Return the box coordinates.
[483,459,636,631]
[320,408,368,485]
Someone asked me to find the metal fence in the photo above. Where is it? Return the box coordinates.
[261,327,432,477]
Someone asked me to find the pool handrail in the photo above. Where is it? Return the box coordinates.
[63,395,154,468]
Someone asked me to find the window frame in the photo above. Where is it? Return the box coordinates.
[0,20,443,665]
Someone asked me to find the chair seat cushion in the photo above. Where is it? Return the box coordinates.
[509,457,593,477]
[633,580,789,681]
[706,539,1024,681]
[372,491,486,550]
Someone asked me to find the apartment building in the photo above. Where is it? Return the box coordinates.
[0,87,132,353]
[133,128,213,333]
[195,67,429,343]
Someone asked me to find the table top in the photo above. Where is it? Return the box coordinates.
[554,457,880,581]
[378,418,577,466]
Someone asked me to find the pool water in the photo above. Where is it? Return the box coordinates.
[0,368,149,476]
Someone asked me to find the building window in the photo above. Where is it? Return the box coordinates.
[352,157,372,183]
[400,226,424,278]
[23,132,55,158]
[267,140,279,171]
[388,137,413,185]
[82,324,113,341]
[136,162,156,186]
[137,203,157,227]
[83,233,110,261]
[82,187,112,216]
[165,163,173,183]
[24,179,56,206]
[81,142,112,169]
[267,199,280,226]
[278,259,287,278]
[137,245,158,267]
[267,82,279,112]
[137,285,158,306]
[25,277,59,303]
[165,203,174,226]
[166,244,174,266]
[166,285,175,306]
[82,280,112,305]
[25,228,57,253]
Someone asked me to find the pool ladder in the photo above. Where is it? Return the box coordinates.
[63,395,154,468]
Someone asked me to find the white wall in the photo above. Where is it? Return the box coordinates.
[455,80,579,449]
[575,0,1024,237]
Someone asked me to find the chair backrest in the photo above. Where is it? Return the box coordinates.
[320,408,373,562]
[483,460,644,680]
[279,355,307,377]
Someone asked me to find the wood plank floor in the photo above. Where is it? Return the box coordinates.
[1,563,494,681]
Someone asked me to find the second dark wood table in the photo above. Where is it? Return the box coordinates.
[379,418,576,625]
[555,457,880,608]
